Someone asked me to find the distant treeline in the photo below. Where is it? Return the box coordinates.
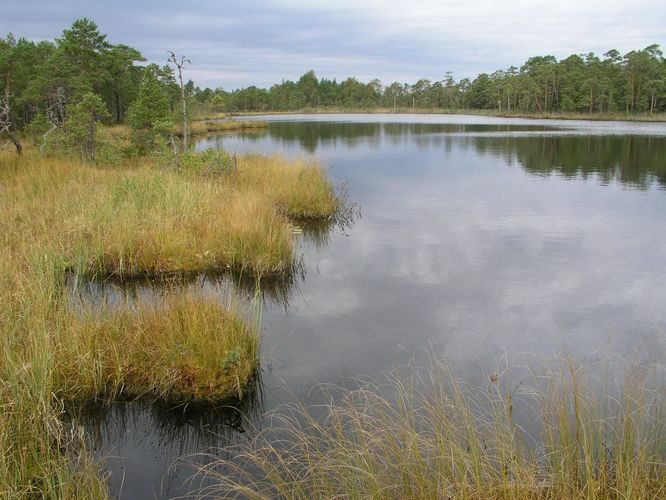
[1,18,665,140]
[215,48,666,115]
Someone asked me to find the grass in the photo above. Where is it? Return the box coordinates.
[192,354,665,499]
[55,291,260,402]
[175,119,269,137]
[0,140,341,497]
[2,151,338,279]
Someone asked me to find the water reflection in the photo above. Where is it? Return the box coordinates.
[68,387,263,498]
[67,267,303,313]
[473,134,666,189]
[79,115,666,498]
[197,120,666,189]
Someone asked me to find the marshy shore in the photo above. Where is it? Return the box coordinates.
[0,144,341,497]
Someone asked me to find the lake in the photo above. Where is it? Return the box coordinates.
[81,114,666,498]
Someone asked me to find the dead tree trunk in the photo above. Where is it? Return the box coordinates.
[40,87,66,155]
[168,51,191,151]
[0,79,22,155]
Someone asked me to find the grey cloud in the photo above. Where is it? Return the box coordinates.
[3,1,665,89]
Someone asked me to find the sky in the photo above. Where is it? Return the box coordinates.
[3,0,665,90]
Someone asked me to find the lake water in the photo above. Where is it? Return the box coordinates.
[83,114,666,498]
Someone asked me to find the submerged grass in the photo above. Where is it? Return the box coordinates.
[192,355,665,499]
[0,143,340,497]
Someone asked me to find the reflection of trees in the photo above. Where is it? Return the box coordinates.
[220,121,666,189]
[473,135,666,189]
[267,121,382,153]
[259,121,554,153]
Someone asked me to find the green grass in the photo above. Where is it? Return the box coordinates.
[191,355,665,499]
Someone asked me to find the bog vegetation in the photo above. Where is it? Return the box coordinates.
[0,19,344,497]
[0,18,664,500]
[0,145,340,496]
[193,355,666,499]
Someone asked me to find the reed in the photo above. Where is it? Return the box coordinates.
[192,354,665,499]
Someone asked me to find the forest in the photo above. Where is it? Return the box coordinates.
[219,47,666,115]
[1,18,665,153]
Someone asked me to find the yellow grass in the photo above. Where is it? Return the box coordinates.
[0,143,340,497]
[55,292,259,402]
[175,119,268,137]
[2,150,338,278]
[192,355,666,499]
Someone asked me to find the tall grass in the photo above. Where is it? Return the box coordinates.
[55,291,260,402]
[1,150,339,278]
[0,187,108,496]
[192,354,665,499]
[177,119,269,137]
[235,154,341,221]
[0,143,340,497]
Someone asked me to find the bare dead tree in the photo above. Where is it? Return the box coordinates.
[0,75,22,155]
[167,51,191,150]
[40,87,66,155]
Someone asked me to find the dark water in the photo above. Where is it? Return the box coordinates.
[82,114,666,498]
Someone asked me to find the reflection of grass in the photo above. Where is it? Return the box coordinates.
[72,378,264,463]
[193,355,665,499]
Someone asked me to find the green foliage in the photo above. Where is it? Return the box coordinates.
[126,65,171,153]
[210,45,665,116]
[62,92,110,161]
[179,148,235,176]
[23,112,50,139]
[1,19,665,151]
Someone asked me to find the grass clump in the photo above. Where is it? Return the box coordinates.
[192,355,665,499]
[176,119,268,137]
[236,154,341,221]
[2,149,340,279]
[55,292,259,403]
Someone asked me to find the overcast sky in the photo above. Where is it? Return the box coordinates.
[3,0,665,90]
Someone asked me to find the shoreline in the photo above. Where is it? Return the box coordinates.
[230,108,666,123]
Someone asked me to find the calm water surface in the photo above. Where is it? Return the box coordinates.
[82,114,666,498]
